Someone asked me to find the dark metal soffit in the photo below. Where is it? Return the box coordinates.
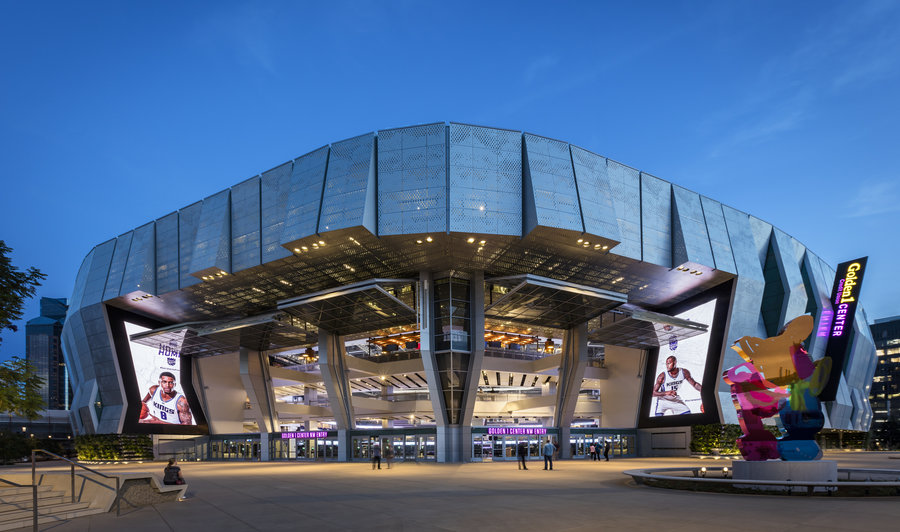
[587,305,708,349]
[485,274,627,331]
[129,312,315,357]
[277,279,418,336]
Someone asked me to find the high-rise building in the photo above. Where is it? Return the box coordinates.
[26,297,71,410]
[870,316,900,449]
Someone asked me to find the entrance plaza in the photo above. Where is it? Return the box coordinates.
[19,452,900,531]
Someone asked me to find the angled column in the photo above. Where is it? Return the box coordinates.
[554,323,589,459]
[318,329,355,461]
[239,347,278,460]
[419,271,485,462]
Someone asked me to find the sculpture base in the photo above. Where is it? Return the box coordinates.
[733,460,837,492]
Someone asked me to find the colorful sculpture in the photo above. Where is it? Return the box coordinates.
[723,315,831,461]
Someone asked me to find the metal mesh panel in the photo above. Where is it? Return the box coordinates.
[120,222,156,295]
[155,212,179,294]
[319,133,376,234]
[231,177,261,273]
[671,185,713,267]
[81,240,116,306]
[640,173,672,268]
[178,202,202,289]
[189,190,231,276]
[771,228,808,324]
[261,162,294,263]
[605,160,641,260]
[523,133,582,232]
[448,124,522,235]
[699,196,736,274]
[103,232,133,300]
[570,146,621,242]
[282,146,329,245]
[378,123,446,235]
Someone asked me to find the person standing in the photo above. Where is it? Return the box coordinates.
[542,439,555,470]
[372,443,382,470]
[517,440,529,470]
[589,443,597,461]
[603,440,611,461]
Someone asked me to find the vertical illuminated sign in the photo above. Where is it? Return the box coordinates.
[819,257,868,401]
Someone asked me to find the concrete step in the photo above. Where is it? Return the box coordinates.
[0,504,104,531]
[0,486,54,498]
[0,487,65,505]
[0,501,102,531]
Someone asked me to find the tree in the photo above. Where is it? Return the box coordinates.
[0,239,46,346]
[0,357,45,420]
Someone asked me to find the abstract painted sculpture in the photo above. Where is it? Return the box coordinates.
[723,315,832,461]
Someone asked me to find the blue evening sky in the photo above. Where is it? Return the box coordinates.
[2,1,899,360]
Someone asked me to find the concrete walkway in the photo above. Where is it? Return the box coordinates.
[8,451,900,531]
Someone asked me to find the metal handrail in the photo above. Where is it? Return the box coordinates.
[0,477,38,531]
[31,449,121,516]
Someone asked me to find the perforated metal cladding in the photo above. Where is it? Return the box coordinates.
[81,240,115,307]
[120,222,156,295]
[231,177,261,273]
[378,123,446,235]
[190,189,231,276]
[155,213,179,294]
[178,202,202,289]
[260,162,293,263]
[771,228,808,326]
[448,124,522,235]
[67,251,94,311]
[671,185,714,267]
[570,146,621,243]
[699,196,736,274]
[103,232,132,300]
[605,160,641,260]
[640,173,672,268]
[522,133,582,233]
[282,146,328,245]
[319,133,376,234]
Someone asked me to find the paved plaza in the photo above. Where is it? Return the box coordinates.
[11,451,900,531]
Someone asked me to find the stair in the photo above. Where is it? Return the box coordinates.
[0,485,104,531]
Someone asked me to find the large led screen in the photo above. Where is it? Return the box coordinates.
[649,299,716,417]
[109,307,208,435]
[638,281,732,428]
[124,322,196,426]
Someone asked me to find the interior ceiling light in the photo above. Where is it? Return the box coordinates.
[467,237,475,244]
[426,236,433,242]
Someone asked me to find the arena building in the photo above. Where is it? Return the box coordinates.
[61,122,877,462]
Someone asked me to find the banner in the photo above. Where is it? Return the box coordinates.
[819,257,868,401]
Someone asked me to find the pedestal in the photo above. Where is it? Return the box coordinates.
[733,460,837,492]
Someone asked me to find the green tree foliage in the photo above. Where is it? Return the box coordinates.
[0,357,45,419]
[0,239,46,346]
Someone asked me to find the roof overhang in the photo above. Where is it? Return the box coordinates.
[277,279,418,336]
[587,305,708,349]
[485,274,627,331]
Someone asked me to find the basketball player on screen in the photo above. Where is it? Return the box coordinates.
[140,371,192,424]
[652,356,702,415]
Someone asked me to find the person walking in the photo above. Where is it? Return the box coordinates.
[385,444,394,469]
[372,443,382,470]
[603,440,611,461]
[517,440,529,470]
[542,439,555,470]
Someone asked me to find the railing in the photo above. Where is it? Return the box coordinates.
[31,449,121,516]
[0,477,38,531]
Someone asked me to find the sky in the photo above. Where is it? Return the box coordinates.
[1,0,899,360]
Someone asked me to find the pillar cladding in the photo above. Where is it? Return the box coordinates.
[554,323,589,459]
[418,271,485,462]
[318,330,355,433]
[239,348,279,435]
